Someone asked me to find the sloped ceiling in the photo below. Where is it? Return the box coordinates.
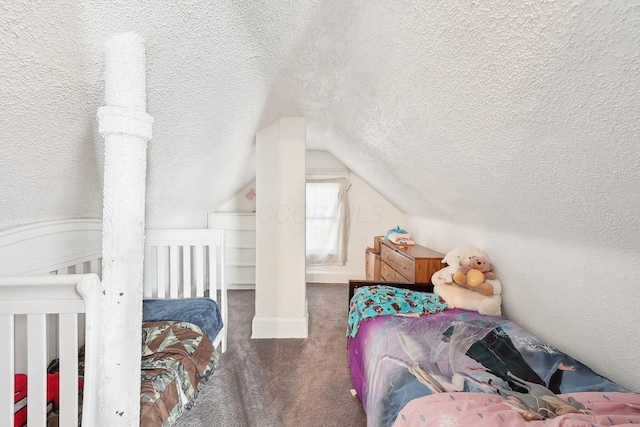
[1,1,639,250]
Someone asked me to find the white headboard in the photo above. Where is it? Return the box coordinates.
[0,219,102,276]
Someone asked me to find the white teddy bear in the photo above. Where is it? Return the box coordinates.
[431,245,502,316]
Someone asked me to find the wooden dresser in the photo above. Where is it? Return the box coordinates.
[379,240,444,283]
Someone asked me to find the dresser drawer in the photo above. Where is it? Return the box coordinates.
[380,261,395,281]
[380,245,416,282]
[394,251,415,281]
[381,244,395,266]
[390,268,411,283]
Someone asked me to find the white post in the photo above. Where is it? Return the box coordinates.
[97,33,153,427]
[252,117,308,339]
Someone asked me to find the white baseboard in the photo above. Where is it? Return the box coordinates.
[226,278,365,289]
[226,283,255,290]
[305,271,364,283]
[251,311,309,339]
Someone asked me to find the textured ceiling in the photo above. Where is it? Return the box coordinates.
[1,1,639,251]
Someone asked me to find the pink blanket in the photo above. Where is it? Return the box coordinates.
[392,391,640,427]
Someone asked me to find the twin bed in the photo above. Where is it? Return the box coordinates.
[0,220,227,427]
[348,281,640,427]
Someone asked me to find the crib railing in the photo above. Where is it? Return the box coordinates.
[0,273,101,427]
[144,228,227,351]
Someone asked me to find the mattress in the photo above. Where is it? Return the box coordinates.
[348,287,639,427]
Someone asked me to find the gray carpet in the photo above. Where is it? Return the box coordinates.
[175,283,367,427]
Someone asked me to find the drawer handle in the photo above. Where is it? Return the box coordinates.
[401,262,406,269]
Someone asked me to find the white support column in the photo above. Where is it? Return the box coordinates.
[97,33,153,427]
[252,117,308,339]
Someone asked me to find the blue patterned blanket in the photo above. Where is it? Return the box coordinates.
[347,285,447,338]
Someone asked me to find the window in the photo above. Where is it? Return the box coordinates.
[306,177,351,265]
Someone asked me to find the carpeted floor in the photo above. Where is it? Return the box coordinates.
[175,283,367,427]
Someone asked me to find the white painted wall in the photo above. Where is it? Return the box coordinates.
[217,181,257,213]
[407,215,640,392]
[0,0,103,231]
[253,118,308,339]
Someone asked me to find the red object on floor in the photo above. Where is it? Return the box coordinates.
[14,373,64,427]
[14,374,27,427]
[47,373,60,411]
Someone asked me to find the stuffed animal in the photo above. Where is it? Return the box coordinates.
[386,226,416,245]
[452,256,497,296]
[430,245,489,287]
[432,245,502,316]
[434,285,502,316]
[385,226,407,239]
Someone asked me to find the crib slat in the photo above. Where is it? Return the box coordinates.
[59,313,79,426]
[27,313,48,426]
[156,246,166,298]
[183,247,192,298]
[170,245,179,298]
[144,247,154,298]
[219,231,227,352]
[208,244,217,301]
[194,245,204,296]
[0,315,14,427]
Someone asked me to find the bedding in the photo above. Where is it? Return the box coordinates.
[143,298,223,341]
[140,297,223,427]
[348,285,639,427]
[140,321,220,427]
[348,284,447,338]
[41,300,223,427]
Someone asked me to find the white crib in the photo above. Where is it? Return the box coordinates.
[144,228,227,352]
[0,220,102,427]
[0,220,227,427]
